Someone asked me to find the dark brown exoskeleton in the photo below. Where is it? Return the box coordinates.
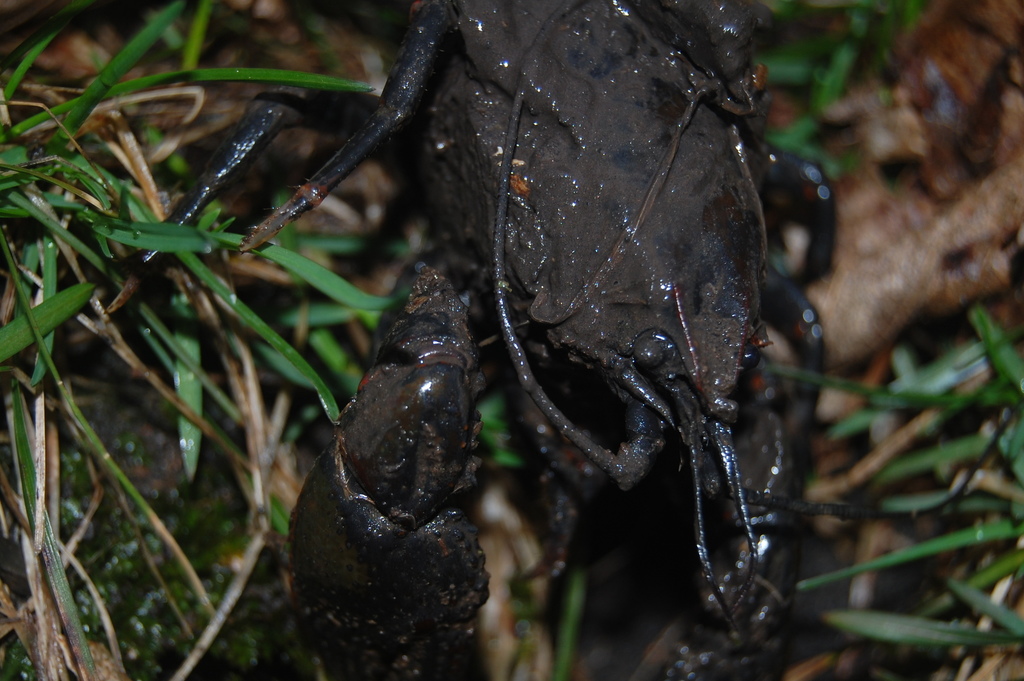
[149,0,832,679]
[290,269,489,680]
[412,2,824,678]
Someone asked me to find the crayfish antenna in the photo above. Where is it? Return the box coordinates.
[690,440,740,634]
[690,422,761,633]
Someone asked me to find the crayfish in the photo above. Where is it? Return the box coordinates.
[153,0,833,678]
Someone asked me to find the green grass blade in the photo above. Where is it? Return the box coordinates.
[824,610,1023,647]
[269,496,291,536]
[61,1,187,135]
[477,391,521,468]
[91,217,214,251]
[1,0,97,94]
[768,365,990,410]
[172,299,203,480]
[106,67,374,94]
[250,340,344,393]
[182,0,213,70]
[10,388,97,679]
[176,251,341,421]
[828,407,883,439]
[945,578,1024,636]
[92,219,395,311]
[210,232,397,311]
[879,492,1008,515]
[970,305,1024,397]
[3,68,372,142]
[29,236,59,385]
[136,303,242,423]
[917,549,1024,618]
[292,233,377,255]
[0,162,108,208]
[307,327,358,378]
[255,302,356,327]
[874,433,989,485]
[37,519,96,680]
[0,282,95,363]
[888,341,989,396]
[812,38,858,111]
[553,561,587,681]
[0,233,214,614]
[7,192,108,274]
[799,518,1024,591]
[1004,416,1024,492]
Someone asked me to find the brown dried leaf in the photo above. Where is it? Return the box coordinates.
[809,152,1024,368]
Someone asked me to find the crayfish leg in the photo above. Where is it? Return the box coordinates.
[241,0,452,251]
[764,150,836,282]
[107,87,377,311]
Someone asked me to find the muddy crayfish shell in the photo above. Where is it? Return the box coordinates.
[290,269,489,681]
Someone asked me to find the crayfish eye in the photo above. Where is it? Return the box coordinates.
[740,343,761,371]
[633,330,677,373]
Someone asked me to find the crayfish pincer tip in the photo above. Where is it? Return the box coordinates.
[240,189,321,252]
[239,213,288,252]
